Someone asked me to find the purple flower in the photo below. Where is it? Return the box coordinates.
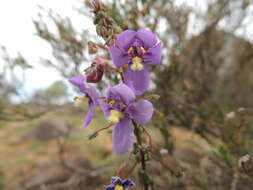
[108,29,162,95]
[68,75,100,127]
[101,83,153,154]
[104,177,135,190]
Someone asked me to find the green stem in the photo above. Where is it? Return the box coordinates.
[133,121,149,190]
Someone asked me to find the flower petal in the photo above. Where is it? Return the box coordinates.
[83,102,94,127]
[111,177,121,184]
[99,100,110,117]
[126,100,154,125]
[124,66,150,95]
[104,185,115,190]
[68,75,86,93]
[106,83,136,105]
[136,29,158,49]
[143,42,162,65]
[116,30,136,50]
[112,117,134,154]
[122,179,135,187]
[111,177,123,185]
[68,75,100,105]
[108,46,129,67]
[85,86,100,105]
[113,83,136,104]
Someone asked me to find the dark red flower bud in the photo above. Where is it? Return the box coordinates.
[85,57,107,83]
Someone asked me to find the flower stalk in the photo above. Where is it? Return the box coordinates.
[133,121,149,190]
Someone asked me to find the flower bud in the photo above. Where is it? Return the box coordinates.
[93,56,107,65]
[88,41,98,54]
[93,0,101,10]
[100,26,109,37]
[96,25,102,36]
[85,56,106,83]
[239,154,253,172]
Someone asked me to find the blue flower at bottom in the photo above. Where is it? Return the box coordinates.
[104,177,135,190]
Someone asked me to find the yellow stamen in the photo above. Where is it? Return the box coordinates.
[73,96,87,107]
[127,47,133,54]
[108,110,123,124]
[115,185,123,190]
[108,100,116,107]
[131,56,143,71]
[140,46,146,54]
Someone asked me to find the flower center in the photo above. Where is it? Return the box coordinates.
[127,46,146,55]
[73,96,87,107]
[108,100,116,107]
[131,56,143,71]
[108,110,123,124]
[114,185,123,190]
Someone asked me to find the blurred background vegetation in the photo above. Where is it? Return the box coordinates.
[1,0,253,189]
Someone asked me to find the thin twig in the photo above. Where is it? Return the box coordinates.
[133,121,149,190]
[88,124,113,140]
[142,126,153,146]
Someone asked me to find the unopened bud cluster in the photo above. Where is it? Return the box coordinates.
[90,0,121,45]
